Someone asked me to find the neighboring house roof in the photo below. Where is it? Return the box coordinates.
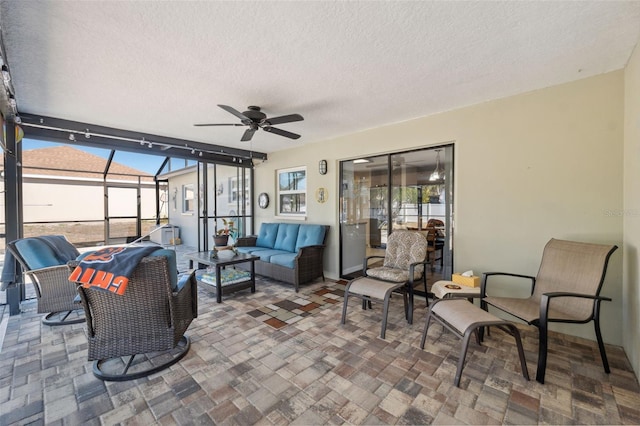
[17,146,154,182]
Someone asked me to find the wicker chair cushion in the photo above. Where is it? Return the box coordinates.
[274,224,300,252]
[14,235,80,269]
[256,223,279,248]
[295,225,326,252]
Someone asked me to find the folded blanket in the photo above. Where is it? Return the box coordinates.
[69,246,159,295]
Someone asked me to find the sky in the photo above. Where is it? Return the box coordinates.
[22,139,173,175]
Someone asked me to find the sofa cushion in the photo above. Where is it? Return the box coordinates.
[254,249,291,262]
[269,253,298,269]
[256,223,279,248]
[274,224,300,252]
[295,225,326,252]
[235,246,270,255]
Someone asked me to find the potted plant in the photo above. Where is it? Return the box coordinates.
[214,218,237,246]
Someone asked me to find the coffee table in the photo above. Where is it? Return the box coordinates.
[184,251,259,303]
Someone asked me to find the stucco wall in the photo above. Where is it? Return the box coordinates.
[255,71,625,345]
[624,41,640,378]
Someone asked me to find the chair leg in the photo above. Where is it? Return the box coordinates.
[506,324,530,381]
[381,294,392,339]
[420,310,433,349]
[340,287,350,325]
[536,323,548,384]
[594,317,611,373]
[423,275,429,308]
[455,329,474,387]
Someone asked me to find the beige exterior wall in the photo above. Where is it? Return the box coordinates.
[255,71,625,346]
[624,41,640,378]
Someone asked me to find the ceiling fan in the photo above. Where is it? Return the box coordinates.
[194,105,304,142]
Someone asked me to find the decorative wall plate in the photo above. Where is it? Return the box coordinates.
[316,187,327,203]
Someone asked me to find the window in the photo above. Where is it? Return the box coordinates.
[183,184,195,213]
[277,166,306,216]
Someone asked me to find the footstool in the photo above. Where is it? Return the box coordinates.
[420,298,529,387]
[341,276,411,339]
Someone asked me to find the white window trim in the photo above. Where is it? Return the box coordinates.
[276,166,307,218]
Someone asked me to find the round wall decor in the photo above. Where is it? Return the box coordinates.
[258,192,269,209]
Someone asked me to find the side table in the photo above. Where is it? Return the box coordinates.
[431,280,481,299]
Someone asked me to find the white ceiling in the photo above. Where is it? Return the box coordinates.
[2,1,639,155]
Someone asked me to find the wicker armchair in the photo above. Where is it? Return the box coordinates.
[7,235,84,326]
[73,252,198,381]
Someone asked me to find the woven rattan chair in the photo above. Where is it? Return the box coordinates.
[342,231,429,338]
[7,235,84,326]
[74,252,198,381]
[481,238,618,383]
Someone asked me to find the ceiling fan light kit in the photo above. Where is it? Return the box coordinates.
[195,105,304,142]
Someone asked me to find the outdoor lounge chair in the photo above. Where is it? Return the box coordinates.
[73,251,198,381]
[481,238,618,383]
[342,230,429,338]
[6,235,84,326]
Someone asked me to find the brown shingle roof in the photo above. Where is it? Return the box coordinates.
[20,146,153,181]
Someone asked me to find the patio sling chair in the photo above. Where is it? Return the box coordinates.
[342,230,429,338]
[481,238,618,384]
[72,249,198,381]
[6,235,84,326]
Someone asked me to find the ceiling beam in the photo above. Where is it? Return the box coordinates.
[19,113,268,166]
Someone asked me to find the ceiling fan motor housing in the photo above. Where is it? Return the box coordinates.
[243,106,267,123]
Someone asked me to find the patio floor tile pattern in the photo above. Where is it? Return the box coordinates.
[1,274,640,424]
[247,285,344,329]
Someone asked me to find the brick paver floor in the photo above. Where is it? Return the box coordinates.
[1,273,640,424]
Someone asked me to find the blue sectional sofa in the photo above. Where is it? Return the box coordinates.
[235,223,329,292]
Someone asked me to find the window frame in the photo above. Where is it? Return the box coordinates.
[276,166,307,219]
[182,183,195,214]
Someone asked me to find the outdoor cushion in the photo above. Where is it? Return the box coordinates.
[235,246,270,255]
[295,224,326,252]
[14,235,80,270]
[274,224,300,252]
[270,252,298,269]
[254,249,291,262]
[256,223,279,248]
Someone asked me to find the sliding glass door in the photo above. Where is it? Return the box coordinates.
[339,145,454,293]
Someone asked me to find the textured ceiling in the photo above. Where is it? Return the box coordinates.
[1,1,639,155]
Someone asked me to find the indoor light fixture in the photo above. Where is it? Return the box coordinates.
[429,149,444,181]
[353,158,371,164]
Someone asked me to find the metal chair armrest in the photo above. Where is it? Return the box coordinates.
[481,271,536,298]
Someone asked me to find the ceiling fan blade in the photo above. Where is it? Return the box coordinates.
[241,128,256,142]
[263,126,301,140]
[264,114,304,126]
[194,123,245,127]
[218,104,251,122]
